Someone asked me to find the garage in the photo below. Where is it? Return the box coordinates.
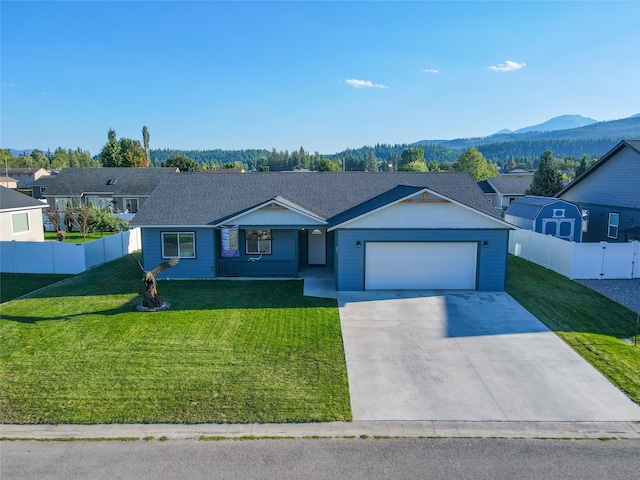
[365,242,478,290]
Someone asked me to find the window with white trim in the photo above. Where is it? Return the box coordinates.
[162,232,195,258]
[11,212,30,234]
[607,213,619,239]
[245,229,272,254]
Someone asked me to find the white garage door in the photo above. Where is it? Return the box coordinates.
[365,242,477,290]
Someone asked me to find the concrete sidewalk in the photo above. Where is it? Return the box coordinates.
[2,420,640,440]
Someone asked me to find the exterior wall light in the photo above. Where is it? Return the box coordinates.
[483,241,489,248]
[356,241,362,248]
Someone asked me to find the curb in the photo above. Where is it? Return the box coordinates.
[3,421,640,441]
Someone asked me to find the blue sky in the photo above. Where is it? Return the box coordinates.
[2,1,639,156]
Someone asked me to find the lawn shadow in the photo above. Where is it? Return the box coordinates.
[0,302,139,324]
[15,255,336,311]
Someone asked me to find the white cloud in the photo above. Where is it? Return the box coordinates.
[346,78,389,89]
[488,60,526,72]
[2,82,15,87]
[422,69,439,74]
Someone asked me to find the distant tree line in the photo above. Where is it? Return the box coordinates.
[0,148,99,170]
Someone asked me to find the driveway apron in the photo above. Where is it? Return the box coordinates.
[337,290,640,422]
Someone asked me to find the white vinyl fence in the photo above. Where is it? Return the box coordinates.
[509,229,640,280]
[0,228,141,274]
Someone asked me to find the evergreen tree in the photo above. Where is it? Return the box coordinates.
[100,129,121,167]
[142,126,150,167]
[574,154,589,178]
[364,151,378,172]
[526,149,564,197]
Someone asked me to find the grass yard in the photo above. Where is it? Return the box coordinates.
[44,231,116,243]
[0,273,72,303]
[0,255,351,424]
[507,255,640,405]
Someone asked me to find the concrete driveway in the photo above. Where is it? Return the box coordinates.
[337,290,640,422]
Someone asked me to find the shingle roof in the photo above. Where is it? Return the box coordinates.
[505,195,574,220]
[44,167,179,197]
[486,175,533,195]
[0,186,48,211]
[131,172,500,227]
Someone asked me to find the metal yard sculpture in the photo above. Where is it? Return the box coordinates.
[133,256,179,310]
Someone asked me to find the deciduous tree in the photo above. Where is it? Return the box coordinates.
[162,153,201,172]
[318,159,342,172]
[398,148,426,171]
[454,147,499,180]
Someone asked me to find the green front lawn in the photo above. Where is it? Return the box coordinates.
[0,273,72,303]
[0,255,351,424]
[44,231,116,243]
[507,255,640,404]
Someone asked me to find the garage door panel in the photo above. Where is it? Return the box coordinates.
[365,242,477,290]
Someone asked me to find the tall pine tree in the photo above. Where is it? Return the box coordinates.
[526,149,564,197]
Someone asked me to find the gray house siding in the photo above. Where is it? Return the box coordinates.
[578,202,638,243]
[561,147,639,209]
[558,143,640,243]
[335,229,508,291]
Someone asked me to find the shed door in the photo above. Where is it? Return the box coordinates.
[365,242,477,290]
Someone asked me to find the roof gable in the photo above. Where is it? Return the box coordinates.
[216,197,326,226]
[329,187,511,230]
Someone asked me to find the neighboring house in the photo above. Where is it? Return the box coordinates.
[0,176,18,189]
[478,174,534,214]
[5,167,50,189]
[557,140,640,243]
[131,172,513,291]
[0,186,47,242]
[30,175,56,199]
[505,196,583,242]
[44,167,179,213]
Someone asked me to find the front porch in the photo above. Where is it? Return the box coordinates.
[214,260,335,279]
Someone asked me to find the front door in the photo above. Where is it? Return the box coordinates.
[308,230,326,265]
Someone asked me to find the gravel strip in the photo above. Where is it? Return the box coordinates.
[576,278,640,314]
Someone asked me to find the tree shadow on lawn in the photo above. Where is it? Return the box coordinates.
[0,299,141,324]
